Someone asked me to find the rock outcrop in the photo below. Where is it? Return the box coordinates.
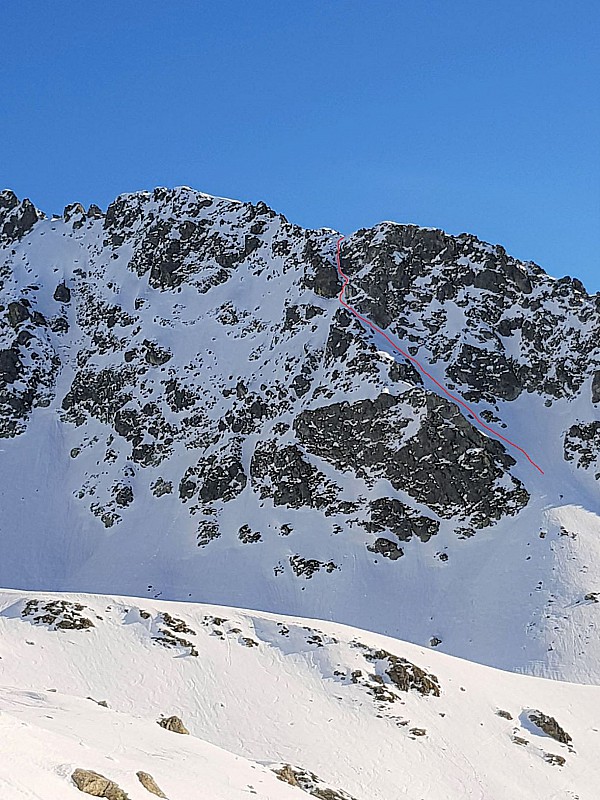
[527,710,572,745]
[71,769,129,799]
[136,771,167,798]
[157,715,189,735]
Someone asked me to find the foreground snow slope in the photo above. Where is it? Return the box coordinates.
[0,588,598,800]
[0,688,303,800]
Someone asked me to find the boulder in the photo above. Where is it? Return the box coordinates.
[136,771,167,797]
[527,710,572,744]
[157,715,189,734]
[71,768,129,799]
[53,282,71,303]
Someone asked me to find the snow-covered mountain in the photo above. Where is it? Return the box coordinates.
[0,587,598,800]
[0,186,599,685]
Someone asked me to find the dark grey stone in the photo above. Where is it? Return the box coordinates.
[53,282,71,303]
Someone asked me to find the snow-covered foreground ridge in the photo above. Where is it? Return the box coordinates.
[0,588,599,800]
[0,185,599,683]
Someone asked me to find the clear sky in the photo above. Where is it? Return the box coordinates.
[1,1,598,290]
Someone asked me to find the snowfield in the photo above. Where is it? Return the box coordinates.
[0,588,598,799]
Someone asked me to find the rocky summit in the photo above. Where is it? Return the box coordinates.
[0,186,599,682]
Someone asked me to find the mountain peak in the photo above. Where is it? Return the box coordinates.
[0,185,598,687]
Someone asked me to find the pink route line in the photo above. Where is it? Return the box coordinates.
[335,236,544,475]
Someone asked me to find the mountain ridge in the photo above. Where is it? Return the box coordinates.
[0,185,599,683]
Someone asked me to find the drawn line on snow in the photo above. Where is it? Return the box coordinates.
[335,236,544,475]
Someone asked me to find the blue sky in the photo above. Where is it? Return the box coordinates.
[1,1,598,290]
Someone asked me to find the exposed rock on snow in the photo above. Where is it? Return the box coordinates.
[157,715,190,735]
[526,710,572,745]
[72,768,129,799]
[564,421,600,474]
[273,763,358,800]
[21,598,95,630]
[1,193,44,244]
[136,771,167,798]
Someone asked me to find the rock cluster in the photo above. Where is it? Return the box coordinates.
[274,763,358,800]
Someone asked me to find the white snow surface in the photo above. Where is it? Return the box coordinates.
[0,588,598,800]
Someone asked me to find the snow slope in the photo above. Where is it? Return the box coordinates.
[0,588,598,800]
[0,688,303,800]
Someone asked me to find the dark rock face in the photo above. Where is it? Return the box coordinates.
[294,390,528,527]
[0,293,59,437]
[0,189,19,216]
[367,537,404,560]
[21,599,95,630]
[88,203,104,219]
[289,555,339,578]
[151,612,199,656]
[302,238,339,298]
[294,393,410,472]
[180,444,247,504]
[64,201,85,218]
[143,339,172,366]
[564,422,600,473]
[151,477,172,497]
[366,498,439,543]
[447,343,523,401]
[239,524,261,543]
[1,197,43,243]
[113,484,134,507]
[53,282,71,303]
[0,347,21,383]
[62,367,135,426]
[341,222,599,405]
[8,300,30,327]
[198,452,247,503]
[197,520,221,547]
[251,441,338,509]
[323,309,424,392]
[104,189,279,291]
[361,646,441,697]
